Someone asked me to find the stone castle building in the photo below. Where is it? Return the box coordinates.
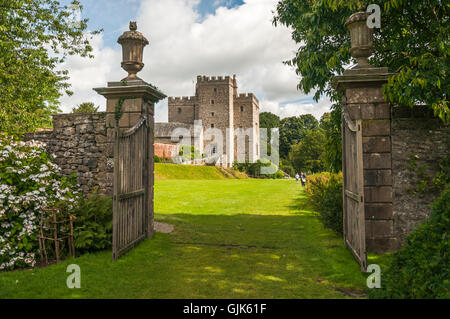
[155,75,260,166]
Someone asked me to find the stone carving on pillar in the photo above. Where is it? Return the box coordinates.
[345,11,374,69]
[93,21,166,132]
[117,21,149,81]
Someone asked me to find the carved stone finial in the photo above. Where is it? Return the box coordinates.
[345,10,373,69]
[117,21,149,80]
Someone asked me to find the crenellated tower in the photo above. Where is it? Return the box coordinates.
[166,75,259,166]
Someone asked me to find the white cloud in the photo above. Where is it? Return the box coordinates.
[58,34,122,112]
[59,0,332,121]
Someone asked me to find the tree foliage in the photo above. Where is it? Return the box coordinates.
[273,0,449,123]
[289,128,326,173]
[320,107,342,172]
[0,0,100,135]
[72,102,99,113]
[279,114,319,158]
[259,112,280,132]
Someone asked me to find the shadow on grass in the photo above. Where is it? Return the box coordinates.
[0,183,369,299]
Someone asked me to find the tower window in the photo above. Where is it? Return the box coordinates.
[211,99,215,105]
[178,108,182,114]
[211,112,215,116]
[214,88,217,93]
[211,124,214,128]
[240,106,244,112]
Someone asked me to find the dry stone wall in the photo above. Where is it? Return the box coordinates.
[391,105,450,244]
[24,113,114,196]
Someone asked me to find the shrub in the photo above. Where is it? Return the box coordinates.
[72,192,113,255]
[275,170,285,179]
[154,155,161,163]
[179,145,201,160]
[369,186,450,299]
[0,135,79,270]
[305,172,343,234]
[233,159,280,178]
[280,164,295,177]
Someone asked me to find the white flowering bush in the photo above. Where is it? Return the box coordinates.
[0,134,80,270]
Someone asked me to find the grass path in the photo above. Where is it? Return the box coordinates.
[0,179,368,298]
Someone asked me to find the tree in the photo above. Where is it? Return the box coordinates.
[259,111,280,157]
[279,114,319,158]
[0,0,100,135]
[289,129,326,173]
[273,0,449,123]
[320,108,342,172]
[72,102,99,113]
[259,112,280,131]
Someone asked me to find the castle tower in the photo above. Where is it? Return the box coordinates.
[166,75,259,167]
[195,76,235,166]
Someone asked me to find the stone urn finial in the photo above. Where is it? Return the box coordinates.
[345,9,373,69]
[117,21,149,80]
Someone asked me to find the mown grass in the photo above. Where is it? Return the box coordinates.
[155,163,233,180]
[0,179,368,298]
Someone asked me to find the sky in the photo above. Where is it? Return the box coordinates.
[59,0,332,122]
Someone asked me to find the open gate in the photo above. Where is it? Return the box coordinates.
[342,108,367,271]
[113,115,150,261]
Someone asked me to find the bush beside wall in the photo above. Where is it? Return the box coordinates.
[369,186,450,299]
[304,172,343,235]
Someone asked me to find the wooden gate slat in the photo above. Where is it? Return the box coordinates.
[342,107,367,271]
[112,114,150,261]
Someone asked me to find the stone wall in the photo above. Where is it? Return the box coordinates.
[168,97,196,124]
[24,113,114,196]
[391,105,450,244]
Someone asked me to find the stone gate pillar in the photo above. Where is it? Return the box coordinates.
[333,11,397,253]
[94,22,166,238]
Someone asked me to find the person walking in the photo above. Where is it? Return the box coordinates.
[301,172,306,187]
[295,173,300,184]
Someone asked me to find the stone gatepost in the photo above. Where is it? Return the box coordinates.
[334,11,397,253]
[94,22,166,238]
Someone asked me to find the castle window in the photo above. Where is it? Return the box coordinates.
[178,108,182,114]
[211,112,215,117]
[240,106,244,112]
[212,144,217,155]
[211,124,215,128]
[214,88,217,93]
[211,99,215,105]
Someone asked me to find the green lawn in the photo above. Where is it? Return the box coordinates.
[0,179,369,298]
[155,163,233,180]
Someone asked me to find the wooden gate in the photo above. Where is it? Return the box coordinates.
[113,115,150,261]
[342,108,367,271]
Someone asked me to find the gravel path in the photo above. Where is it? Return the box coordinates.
[154,221,174,233]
